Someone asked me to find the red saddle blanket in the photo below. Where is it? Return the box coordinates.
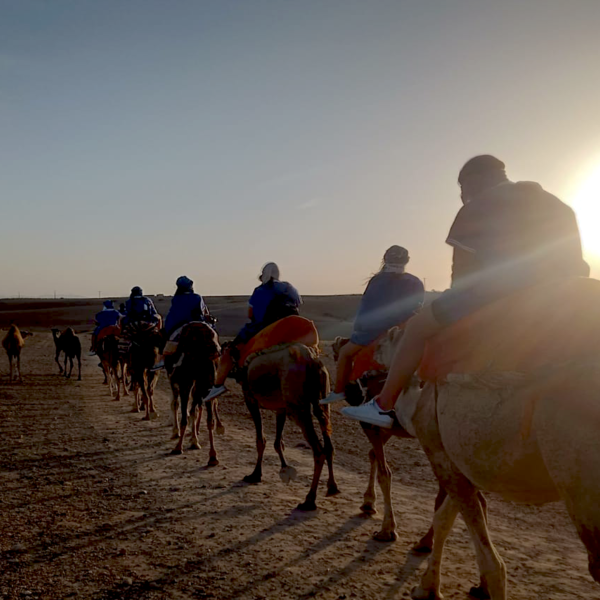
[419,277,600,382]
[238,316,319,366]
[350,337,387,381]
[97,325,121,342]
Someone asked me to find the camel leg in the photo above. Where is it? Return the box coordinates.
[55,351,63,374]
[214,401,225,435]
[295,408,326,512]
[275,411,296,483]
[148,371,159,419]
[189,404,202,450]
[113,365,120,401]
[120,362,129,396]
[312,404,340,497]
[363,426,396,541]
[414,385,507,600]
[170,386,180,440]
[361,448,378,515]
[205,400,219,466]
[8,355,13,382]
[172,385,190,454]
[243,396,266,484]
[534,379,600,583]
[412,485,447,554]
[411,495,459,600]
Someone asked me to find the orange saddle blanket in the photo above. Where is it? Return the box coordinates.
[350,337,387,381]
[97,325,121,342]
[419,277,600,382]
[238,316,319,366]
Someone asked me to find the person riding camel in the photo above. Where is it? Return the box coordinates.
[321,245,424,405]
[202,262,302,402]
[122,286,161,327]
[342,155,590,428]
[89,300,122,356]
[164,276,211,338]
[152,276,213,372]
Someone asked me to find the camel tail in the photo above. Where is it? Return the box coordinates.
[534,371,600,582]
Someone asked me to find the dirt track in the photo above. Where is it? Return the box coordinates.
[1,333,598,600]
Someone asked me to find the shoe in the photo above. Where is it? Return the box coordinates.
[341,399,395,429]
[88,351,96,357]
[320,391,346,405]
[204,385,227,402]
[150,360,164,372]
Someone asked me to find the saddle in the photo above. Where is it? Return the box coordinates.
[237,316,319,367]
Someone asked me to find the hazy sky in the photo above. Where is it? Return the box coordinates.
[2,0,600,298]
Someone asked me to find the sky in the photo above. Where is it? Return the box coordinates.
[2,0,600,298]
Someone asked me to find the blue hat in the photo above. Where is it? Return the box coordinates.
[176,276,193,291]
[103,300,114,309]
[131,286,143,296]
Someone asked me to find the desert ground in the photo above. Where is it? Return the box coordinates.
[0,297,598,600]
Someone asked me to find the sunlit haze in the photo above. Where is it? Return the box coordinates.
[2,1,600,298]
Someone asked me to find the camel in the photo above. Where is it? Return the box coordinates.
[2,324,33,382]
[125,322,161,420]
[233,341,340,511]
[167,322,225,465]
[97,333,127,401]
[50,328,82,380]
[375,279,600,599]
[332,335,445,550]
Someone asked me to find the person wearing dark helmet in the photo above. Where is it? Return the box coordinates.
[343,155,589,428]
[321,245,424,405]
[89,299,122,356]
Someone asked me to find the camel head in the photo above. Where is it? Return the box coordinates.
[332,336,350,362]
[21,331,33,339]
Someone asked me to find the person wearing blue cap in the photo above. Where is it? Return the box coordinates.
[122,286,160,327]
[151,276,211,372]
[164,276,210,338]
[89,299,122,356]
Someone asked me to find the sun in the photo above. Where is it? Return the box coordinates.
[571,161,600,260]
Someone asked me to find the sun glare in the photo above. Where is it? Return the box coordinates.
[571,161,600,260]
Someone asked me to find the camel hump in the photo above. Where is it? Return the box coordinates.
[421,276,600,381]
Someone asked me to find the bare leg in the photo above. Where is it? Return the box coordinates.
[214,348,234,386]
[334,342,362,393]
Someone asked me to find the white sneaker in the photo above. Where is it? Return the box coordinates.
[150,360,164,372]
[204,385,227,402]
[320,391,346,405]
[88,351,96,357]
[341,399,395,429]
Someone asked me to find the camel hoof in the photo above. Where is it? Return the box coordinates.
[188,442,201,450]
[207,456,219,467]
[373,530,397,542]
[243,474,262,484]
[411,541,433,555]
[170,448,183,456]
[360,503,377,515]
[216,425,225,436]
[279,466,298,484]
[142,415,151,421]
[170,432,180,440]
[326,484,341,497]
[296,500,317,512]
[102,380,108,385]
[149,411,159,421]
[411,586,441,600]
[468,586,490,600]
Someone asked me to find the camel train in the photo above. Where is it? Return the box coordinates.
[2,324,33,382]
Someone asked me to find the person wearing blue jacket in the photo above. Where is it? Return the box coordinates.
[321,245,424,404]
[164,276,210,338]
[89,299,122,355]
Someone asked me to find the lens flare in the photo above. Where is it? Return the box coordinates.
[571,161,600,260]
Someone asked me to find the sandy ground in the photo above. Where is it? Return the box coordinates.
[1,330,598,600]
